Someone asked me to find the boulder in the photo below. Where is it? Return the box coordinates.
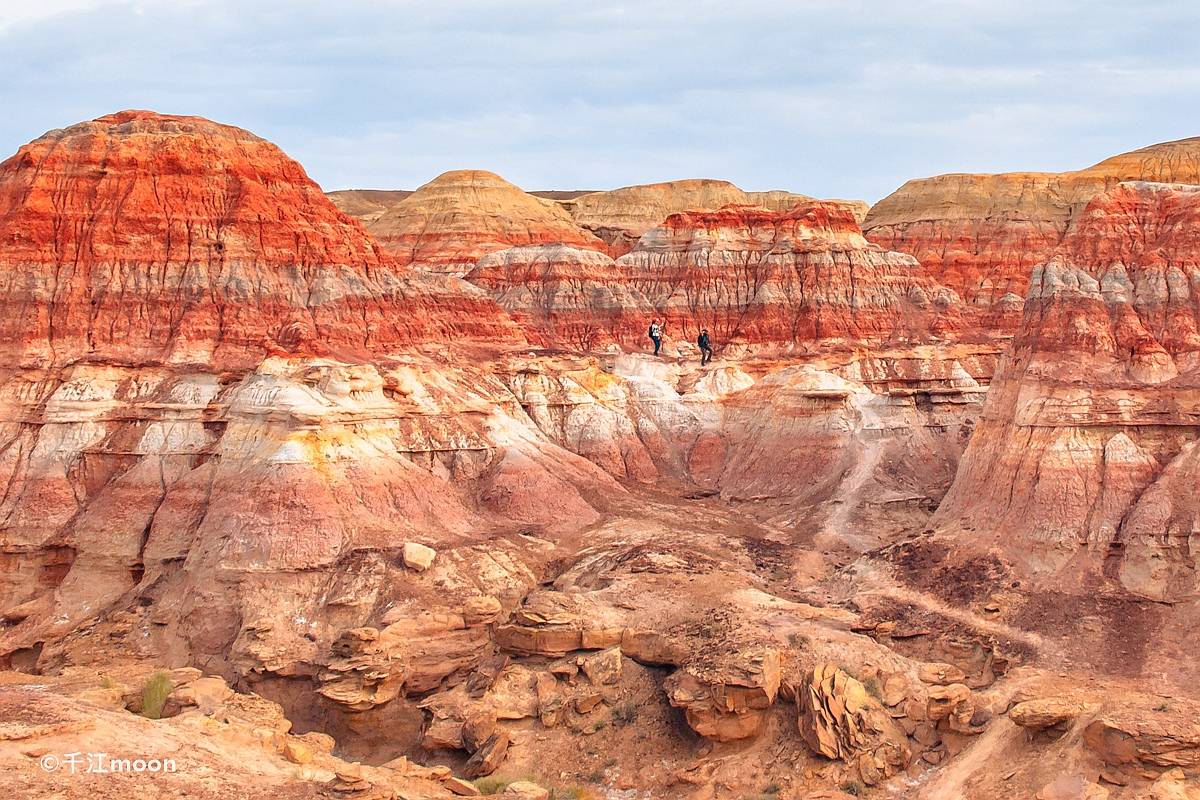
[464,730,510,777]
[1036,773,1110,800]
[403,542,437,571]
[1143,768,1200,800]
[926,683,978,734]
[665,649,780,742]
[445,776,483,796]
[500,781,551,800]
[918,663,967,686]
[796,663,912,785]
[1009,697,1087,730]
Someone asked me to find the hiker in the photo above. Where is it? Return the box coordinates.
[697,329,713,365]
[648,319,664,356]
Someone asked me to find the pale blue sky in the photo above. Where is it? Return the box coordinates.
[2,1,1198,202]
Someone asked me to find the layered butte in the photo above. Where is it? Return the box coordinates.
[338,173,867,266]
[936,181,1200,605]
[863,137,1200,311]
[366,170,607,274]
[469,201,979,351]
[0,111,522,369]
[561,178,826,256]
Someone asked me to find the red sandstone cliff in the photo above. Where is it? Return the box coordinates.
[863,137,1200,312]
[936,181,1200,603]
[469,202,984,351]
[0,111,523,370]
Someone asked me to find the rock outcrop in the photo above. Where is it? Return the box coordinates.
[796,663,912,785]
[0,667,466,799]
[366,170,606,274]
[470,202,983,351]
[0,110,523,369]
[561,178,868,256]
[863,137,1200,311]
[936,181,1200,606]
[0,113,624,684]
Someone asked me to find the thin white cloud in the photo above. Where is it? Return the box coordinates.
[0,0,1198,202]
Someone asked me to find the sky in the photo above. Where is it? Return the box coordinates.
[2,1,1198,203]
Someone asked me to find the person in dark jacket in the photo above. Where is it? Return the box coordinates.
[648,319,664,356]
[697,329,713,365]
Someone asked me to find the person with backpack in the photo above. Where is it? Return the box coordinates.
[697,329,713,365]
[648,319,664,356]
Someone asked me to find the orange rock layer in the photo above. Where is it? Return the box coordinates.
[367,170,607,274]
[469,202,1000,351]
[0,111,522,370]
[863,137,1200,312]
[937,181,1200,601]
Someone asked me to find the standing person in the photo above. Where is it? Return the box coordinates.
[648,319,663,356]
[697,329,713,365]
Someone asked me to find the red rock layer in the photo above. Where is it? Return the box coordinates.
[560,178,862,257]
[466,244,653,349]
[936,182,1200,600]
[0,111,522,370]
[470,202,990,351]
[863,137,1200,311]
[626,202,975,346]
[366,170,606,274]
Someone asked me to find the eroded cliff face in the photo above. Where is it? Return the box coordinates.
[468,202,1003,352]
[863,137,1200,312]
[0,112,524,371]
[562,178,820,256]
[0,113,621,683]
[366,170,607,275]
[935,182,1200,605]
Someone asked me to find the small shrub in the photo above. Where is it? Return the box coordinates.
[99,675,114,689]
[473,777,513,795]
[841,781,862,796]
[763,783,782,795]
[140,671,174,720]
[861,676,883,702]
[611,703,638,725]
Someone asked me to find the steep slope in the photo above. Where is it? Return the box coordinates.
[564,178,836,256]
[469,202,989,351]
[0,110,522,369]
[936,181,1200,607]
[366,170,607,274]
[863,137,1200,310]
[0,112,621,687]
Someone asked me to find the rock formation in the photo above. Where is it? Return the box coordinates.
[366,170,606,274]
[0,110,523,369]
[863,137,1200,311]
[469,201,984,351]
[0,113,628,684]
[796,663,911,785]
[327,188,413,224]
[934,181,1200,604]
[562,178,868,256]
